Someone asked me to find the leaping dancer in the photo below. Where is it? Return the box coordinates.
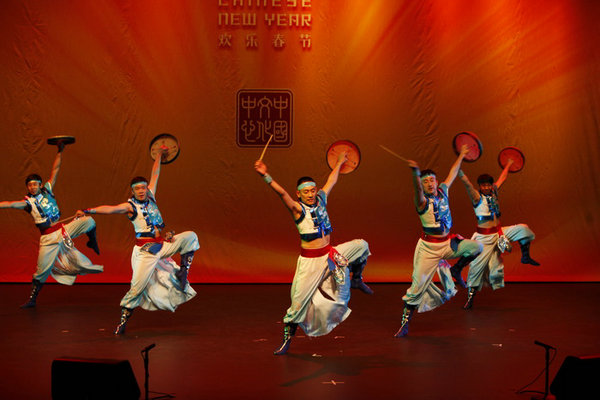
[254,150,371,355]
[76,145,199,335]
[450,158,540,309]
[0,138,102,308]
[395,145,483,337]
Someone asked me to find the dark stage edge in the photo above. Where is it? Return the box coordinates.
[1,283,599,400]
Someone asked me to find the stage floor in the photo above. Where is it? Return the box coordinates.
[1,283,599,399]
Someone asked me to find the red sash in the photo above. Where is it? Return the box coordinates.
[300,245,332,258]
[40,224,63,236]
[476,226,504,235]
[421,233,452,243]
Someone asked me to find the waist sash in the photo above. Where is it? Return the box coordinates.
[300,245,332,258]
[421,233,453,243]
[476,226,504,235]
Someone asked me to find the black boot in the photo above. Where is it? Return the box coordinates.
[463,287,477,310]
[350,262,374,295]
[175,251,194,288]
[519,242,540,266]
[394,303,416,338]
[20,279,43,309]
[114,308,134,335]
[273,323,297,355]
[450,256,476,289]
[85,226,100,255]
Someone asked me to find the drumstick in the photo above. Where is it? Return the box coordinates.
[258,134,273,161]
[56,214,76,224]
[379,144,408,162]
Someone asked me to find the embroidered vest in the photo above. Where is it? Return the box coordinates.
[474,186,501,222]
[24,182,61,232]
[418,185,452,235]
[295,190,333,241]
[128,191,165,238]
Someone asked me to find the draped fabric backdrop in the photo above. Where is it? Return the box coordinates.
[1,0,599,283]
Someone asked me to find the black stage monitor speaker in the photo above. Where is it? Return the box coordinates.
[51,357,140,400]
[550,354,600,400]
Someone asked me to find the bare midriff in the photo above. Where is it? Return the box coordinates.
[478,215,499,229]
[301,234,331,250]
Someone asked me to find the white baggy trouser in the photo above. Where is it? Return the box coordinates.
[120,231,199,311]
[466,224,535,290]
[34,216,103,285]
[403,236,482,312]
[283,239,370,337]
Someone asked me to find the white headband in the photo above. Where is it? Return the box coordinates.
[297,181,316,191]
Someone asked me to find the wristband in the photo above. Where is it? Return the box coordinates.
[83,208,96,214]
[458,169,465,178]
[263,173,273,184]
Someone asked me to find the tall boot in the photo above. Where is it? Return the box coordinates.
[114,307,134,335]
[519,242,540,266]
[85,226,100,255]
[450,255,476,289]
[463,287,477,310]
[350,262,374,295]
[394,303,416,338]
[175,251,194,288]
[273,323,297,355]
[20,279,43,309]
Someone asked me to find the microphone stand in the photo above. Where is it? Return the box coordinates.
[532,340,555,400]
[141,344,174,400]
[141,344,154,400]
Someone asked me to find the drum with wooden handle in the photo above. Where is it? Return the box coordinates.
[498,146,525,173]
[47,135,76,146]
[452,131,482,162]
[149,133,180,164]
[326,140,361,174]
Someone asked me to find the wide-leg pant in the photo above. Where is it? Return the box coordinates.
[403,237,482,312]
[283,239,370,337]
[120,231,200,311]
[34,216,103,285]
[467,224,536,290]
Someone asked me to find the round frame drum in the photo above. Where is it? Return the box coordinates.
[498,146,525,173]
[149,133,180,164]
[47,135,76,146]
[326,140,361,174]
[453,131,483,162]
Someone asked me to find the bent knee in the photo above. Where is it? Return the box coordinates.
[178,231,198,241]
[463,240,483,256]
[356,239,369,253]
[80,216,96,228]
[187,231,198,240]
[180,231,200,250]
[519,224,535,240]
[354,239,370,260]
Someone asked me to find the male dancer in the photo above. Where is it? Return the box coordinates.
[0,142,102,308]
[254,151,371,355]
[450,159,539,309]
[76,146,199,335]
[396,145,482,337]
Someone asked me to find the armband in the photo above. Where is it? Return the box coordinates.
[263,173,273,184]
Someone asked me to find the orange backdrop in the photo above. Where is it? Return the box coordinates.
[1,0,599,283]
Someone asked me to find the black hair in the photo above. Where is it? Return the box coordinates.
[420,169,436,178]
[296,176,316,187]
[477,174,494,185]
[25,174,42,185]
[130,176,148,187]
